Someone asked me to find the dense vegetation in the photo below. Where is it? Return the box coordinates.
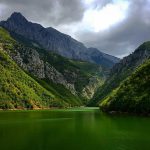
[0,27,83,108]
[0,47,69,109]
[89,41,150,106]
[100,59,150,114]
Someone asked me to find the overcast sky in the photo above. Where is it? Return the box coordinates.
[0,0,150,58]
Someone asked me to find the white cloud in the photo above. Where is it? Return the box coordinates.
[83,0,95,5]
[56,0,130,37]
[82,0,130,32]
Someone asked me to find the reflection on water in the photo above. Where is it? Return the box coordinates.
[0,108,150,150]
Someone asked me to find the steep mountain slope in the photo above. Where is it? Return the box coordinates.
[0,12,119,68]
[0,44,70,109]
[0,27,106,107]
[100,59,150,114]
[89,41,150,106]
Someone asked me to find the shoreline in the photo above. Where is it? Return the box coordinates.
[0,106,99,111]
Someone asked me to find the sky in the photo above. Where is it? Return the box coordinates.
[0,0,150,58]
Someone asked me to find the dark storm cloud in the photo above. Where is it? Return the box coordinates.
[0,0,85,25]
[76,0,150,57]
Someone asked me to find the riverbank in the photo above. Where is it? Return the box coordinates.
[0,106,99,111]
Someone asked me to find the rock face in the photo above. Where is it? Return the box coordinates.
[4,43,77,95]
[82,76,104,100]
[10,45,46,78]
[111,42,150,75]
[0,12,120,68]
[45,63,76,95]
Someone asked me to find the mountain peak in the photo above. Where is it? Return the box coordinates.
[8,12,28,23]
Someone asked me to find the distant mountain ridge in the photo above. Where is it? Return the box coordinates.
[0,12,120,68]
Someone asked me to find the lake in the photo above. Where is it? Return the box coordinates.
[0,107,150,150]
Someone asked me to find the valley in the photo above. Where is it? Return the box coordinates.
[0,0,150,149]
[0,12,149,114]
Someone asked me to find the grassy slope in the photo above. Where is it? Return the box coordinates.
[0,47,69,109]
[0,27,81,108]
[100,59,150,114]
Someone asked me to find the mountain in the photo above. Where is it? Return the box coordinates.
[0,47,69,109]
[100,59,150,114]
[0,32,70,109]
[0,12,119,68]
[0,26,107,109]
[89,41,150,106]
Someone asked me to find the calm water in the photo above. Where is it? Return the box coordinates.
[0,108,150,150]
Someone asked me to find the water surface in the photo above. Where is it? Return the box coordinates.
[0,108,150,150]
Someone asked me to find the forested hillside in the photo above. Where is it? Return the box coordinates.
[100,59,150,114]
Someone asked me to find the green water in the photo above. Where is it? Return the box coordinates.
[0,108,150,150]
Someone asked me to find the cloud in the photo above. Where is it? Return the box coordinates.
[75,0,150,57]
[0,0,150,58]
[82,0,129,32]
[0,0,85,26]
